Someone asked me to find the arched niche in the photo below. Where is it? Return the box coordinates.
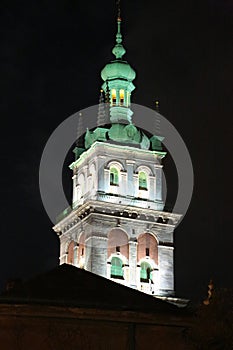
[108,228,129,259]
[135,165,153,176]
[106,160,125,172]
[137,233,158,265]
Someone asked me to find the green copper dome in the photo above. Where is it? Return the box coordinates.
[101,60,136,82]
[101,17,136,83]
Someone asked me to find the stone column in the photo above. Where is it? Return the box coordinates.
[59,239,67,264]
[126,160,135,197]
[158,245,174,296]
[107,261,111,279]
[73,243,79,267]
[120,171,127,196]
[155,165,163,201]
[98,156,106,192]
[129,240,137,288]
[85,236,108,277]
[123,265,129,285]
[149,176,156,201]
[82,165,88,200]
[72,174,77,207]
[136,265,141,291]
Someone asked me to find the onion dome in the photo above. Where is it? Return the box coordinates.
[101,18,136,83]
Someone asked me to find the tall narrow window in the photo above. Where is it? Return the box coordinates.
[139,171,147,190]
[111,89,116,105]
[111,257,124,279]
[140,261,152,283]
[110,167,119,186]
[119,89,124,105]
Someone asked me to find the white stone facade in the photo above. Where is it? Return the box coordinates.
[53,141,181,297]
[70,142,164,211]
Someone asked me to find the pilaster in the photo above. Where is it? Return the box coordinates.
[98,156,106,192]
[85,236,108,277]
[73,243,79,266]
[126,160,135,197]
[129,240,137,288]
[158,245,174,295]
[155,166,163,201]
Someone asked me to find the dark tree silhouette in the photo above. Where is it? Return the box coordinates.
[187,287,233,350]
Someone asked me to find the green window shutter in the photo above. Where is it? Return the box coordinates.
[110,167,119,185]
[111,257,124,278]
[140,262,152,282]
[139,172,147,190]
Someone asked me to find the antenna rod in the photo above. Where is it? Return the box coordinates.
[116,0,121,20]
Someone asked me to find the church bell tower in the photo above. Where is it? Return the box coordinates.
[53,12,181,297]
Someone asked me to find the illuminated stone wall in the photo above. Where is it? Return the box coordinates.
[71,142,164,211]
[54,141,181,297]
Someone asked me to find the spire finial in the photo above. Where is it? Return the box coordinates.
[153,99,161,135]
[117,0,121,20]
[112,0,125,59]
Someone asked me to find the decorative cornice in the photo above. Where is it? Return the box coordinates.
[69,141,166,170]
[85,236,108,243]
[53,199,182,235]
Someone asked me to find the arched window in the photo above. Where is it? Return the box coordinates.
[137,233,158,265]
[111,257,124,279]
[111,89,116,105]
[140,261,152,283]
[119,89,124,105]
[108,228,129,259]
[110,167,119,186]
[139,171,147,190]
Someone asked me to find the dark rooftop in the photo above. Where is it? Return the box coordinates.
[0,264,187,315]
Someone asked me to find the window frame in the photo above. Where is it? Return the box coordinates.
[110,167,119,186]
[140,261,152,283]
[111,256,124,279]
[138,171,148,191]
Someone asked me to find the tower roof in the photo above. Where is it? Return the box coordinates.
[101,17,136,83]
[75,4,164,154]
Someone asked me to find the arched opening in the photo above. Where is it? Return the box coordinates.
[111,89,116,105]
[137,233,158,264]
[119,89,124,105]
[111,256,124,279]
[139,171,148,190]
[110,167,119,186]
[67,241,74,264]
[140,261,152,283]
[108,229,129,259]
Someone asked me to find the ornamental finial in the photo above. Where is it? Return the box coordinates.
[117,0,121,20]
[112,0,125,59]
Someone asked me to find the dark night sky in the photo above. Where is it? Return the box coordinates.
[1,0,233,300]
